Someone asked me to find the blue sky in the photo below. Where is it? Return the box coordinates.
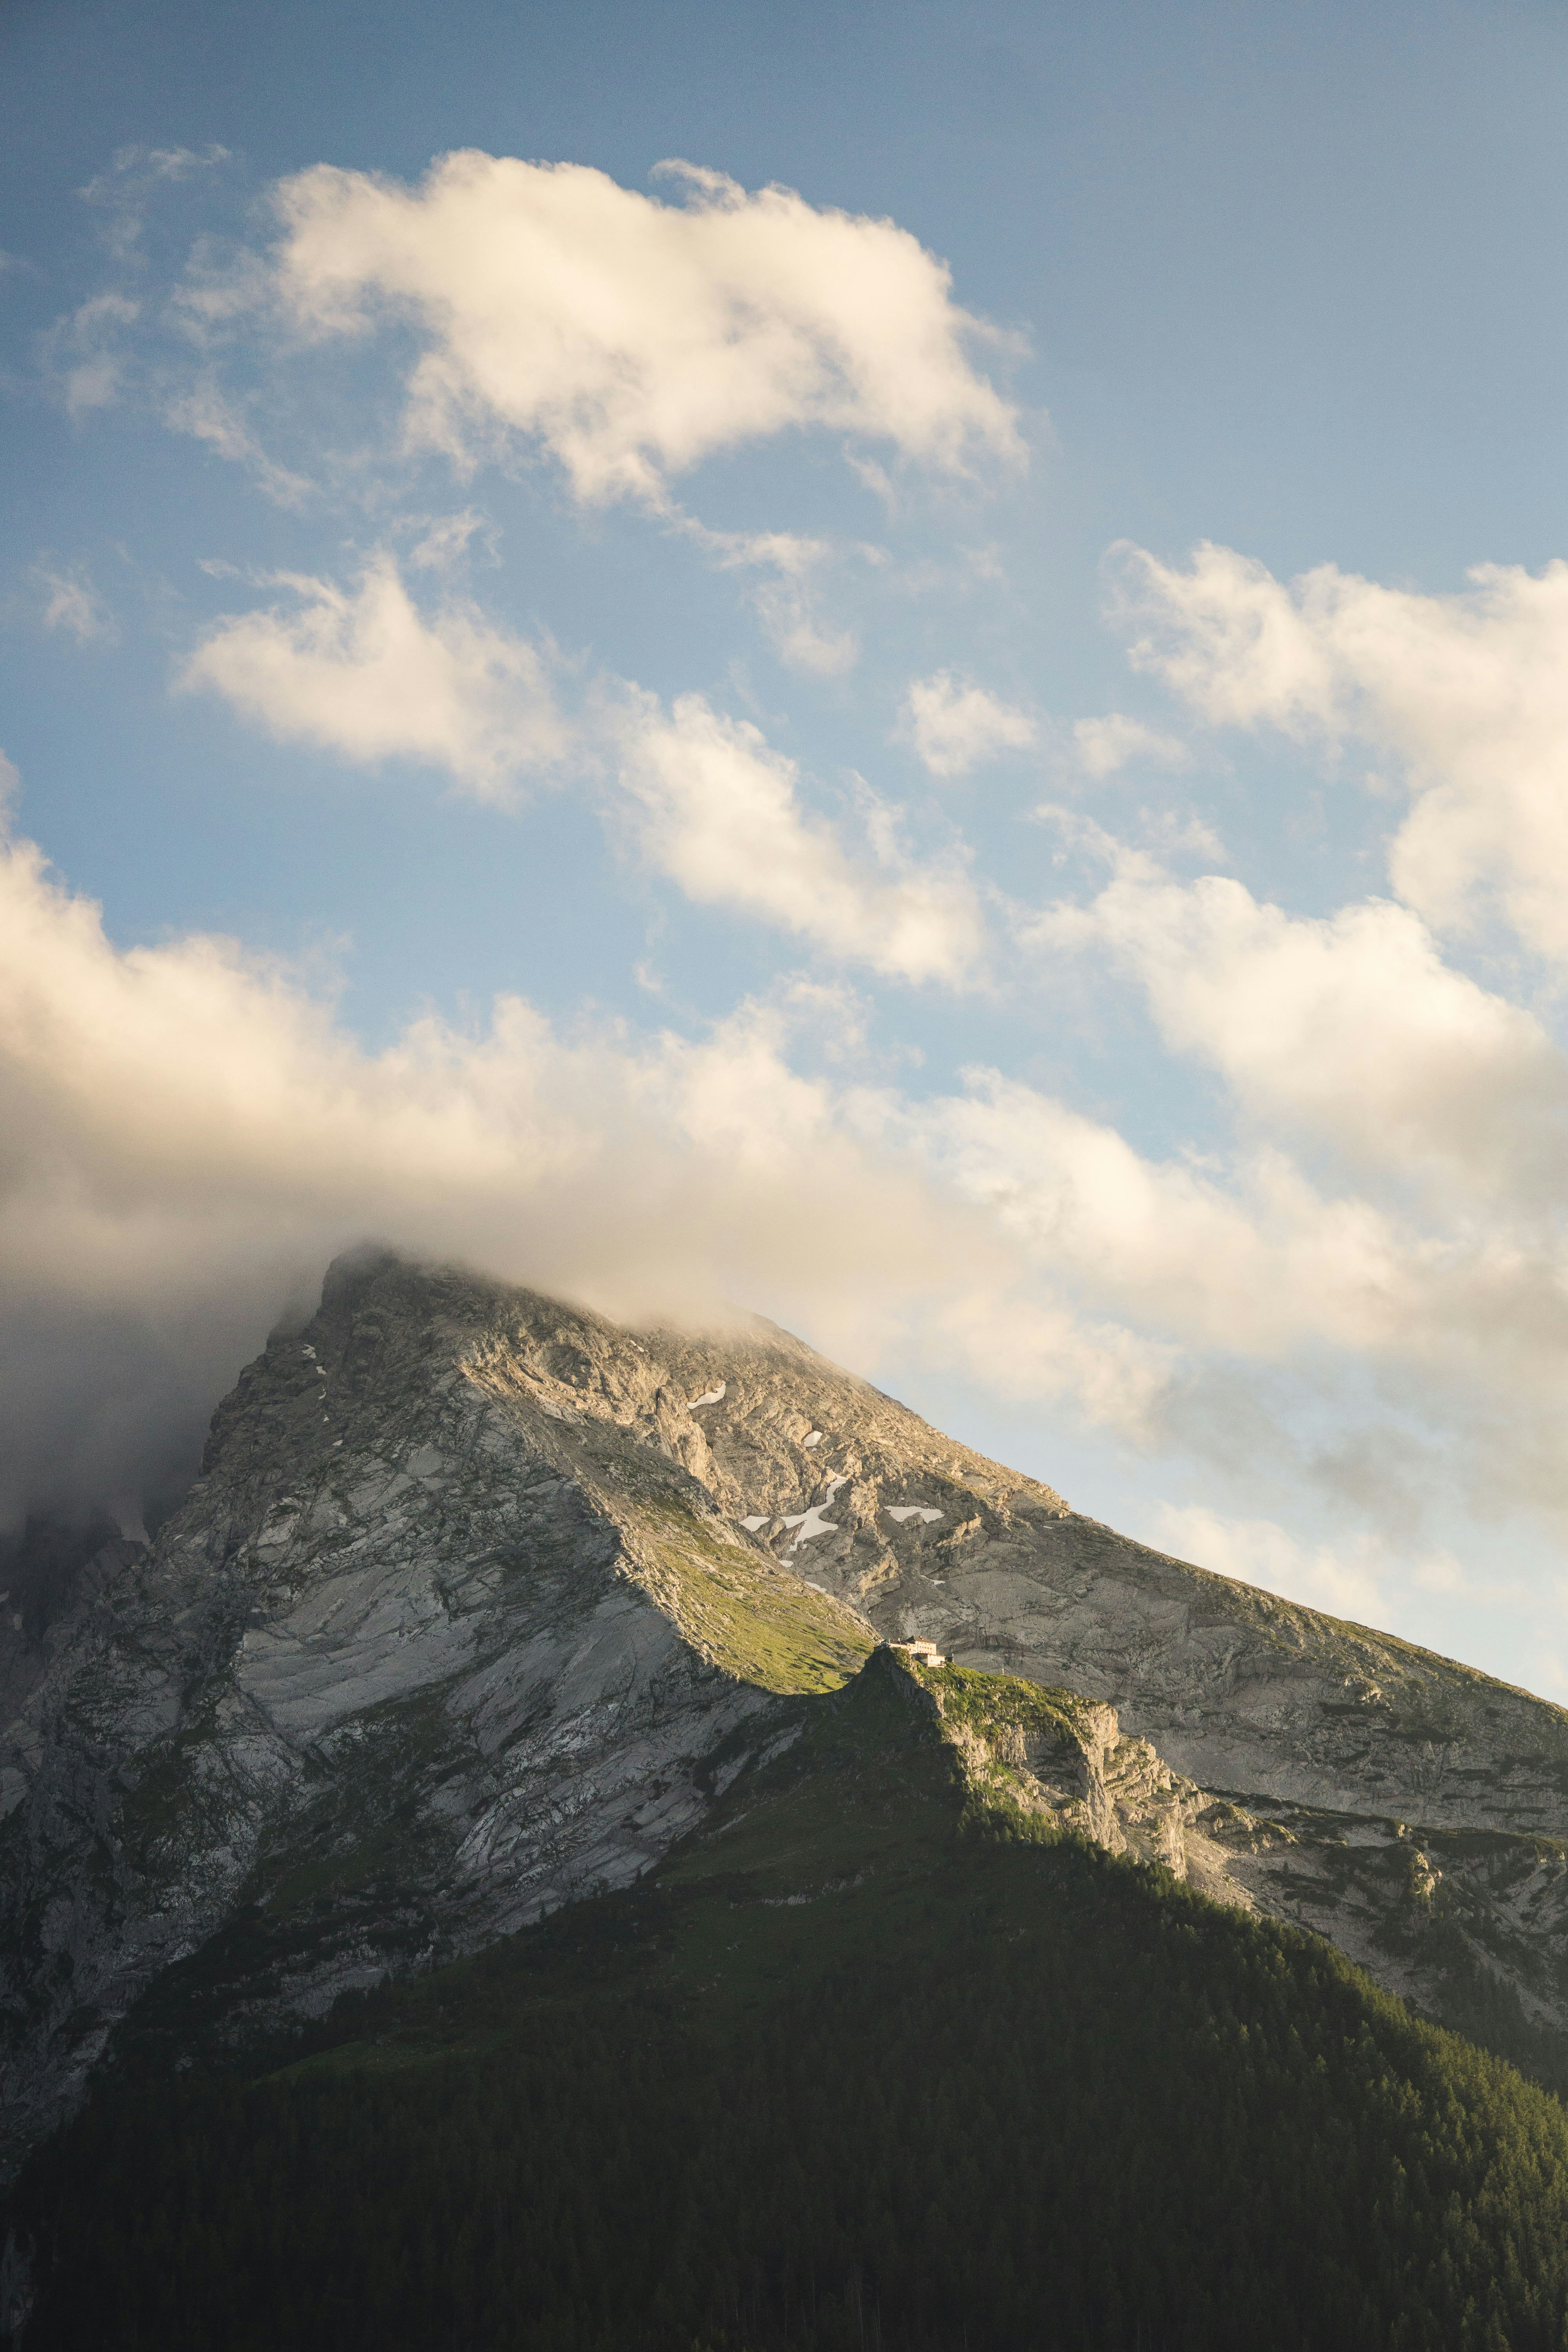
[7,0,1568,1692]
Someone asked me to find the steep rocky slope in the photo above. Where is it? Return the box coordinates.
[649,1327,1568,2073]
[4,1246,1568,2176]
[566,1289,1568,2073]
[0,1252,871,2172]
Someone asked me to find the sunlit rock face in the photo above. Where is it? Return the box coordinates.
[5,1245,1568,2176]
[0,1252,873,2174]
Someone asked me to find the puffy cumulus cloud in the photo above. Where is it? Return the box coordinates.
[0,814,1164,1527]
[1116,540,1568,959]
[611,690,988,985]
[1110,541,1338,734]
[1020,841,1568,1535]
[1042,863,1568,1205]
[907,1067,1568,1517]
[13,801,1568,1553]
[903,670,1036,778]
[1072,712,1190,780]
[179,554,570,801]
[258,152,1022,501]
[917,1073,1421,1361]
[180,561,983,982]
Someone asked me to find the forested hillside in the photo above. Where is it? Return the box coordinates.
[8,1651,1568,2352]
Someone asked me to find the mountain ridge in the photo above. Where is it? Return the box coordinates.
[3,1245,1568,2181]
[12,1637,1568,2352]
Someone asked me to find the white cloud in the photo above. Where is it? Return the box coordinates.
[82,142,230,264]
[923,1285,1179,1441]
[165,536,1568,1525]
[256,152,1022,502]
[165,378,311,508]
[903,670,1035,777]
[35,561,116,645]
[1073,711,1190,779]
[1117,540,1568,960]
[406,509,493,573]
[0,813,1140,1523]
[12,793,1568,1558]
[689,525,860,675]
[179,555,569,800]
[611,690,987,985]
[1042,862,1568,1204]
[918,1072,1421,1361]
[900,1062,1568,1534]
[181,561,985,980]
[40,292,139,416]
[1031,799,1223,867]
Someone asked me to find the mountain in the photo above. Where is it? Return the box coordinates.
[10,1643,1568,2351]
[7,1246,1568,2161]
[0,1250,868,2172]
[5,1245,1568,2335]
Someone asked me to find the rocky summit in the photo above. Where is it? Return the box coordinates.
[4,1247,1568,2176]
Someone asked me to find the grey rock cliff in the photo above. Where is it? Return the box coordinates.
[0,1252,870,2174]
[4,1247,1568,2174]
[666,1325,1568,2073]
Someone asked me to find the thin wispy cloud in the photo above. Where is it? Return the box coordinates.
[683,523,865,676]
[38,292,140,416]
[35,559,117,644]
[1073,711,1191,779]
[80,141,230,265]
[164,378,312,506]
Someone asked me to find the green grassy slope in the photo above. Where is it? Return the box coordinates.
[9,1650,1568,2352]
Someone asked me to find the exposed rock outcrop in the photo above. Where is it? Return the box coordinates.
[0,1252,870,2173]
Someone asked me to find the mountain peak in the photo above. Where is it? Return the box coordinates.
[5,1250,1568,2177]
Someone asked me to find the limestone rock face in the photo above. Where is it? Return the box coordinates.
[5,1247,1568,2173]
[669,1337,1568,2072]
[0,1253,871,2174]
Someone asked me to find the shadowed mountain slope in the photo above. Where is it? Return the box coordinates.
[9,1646,1568,2352]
